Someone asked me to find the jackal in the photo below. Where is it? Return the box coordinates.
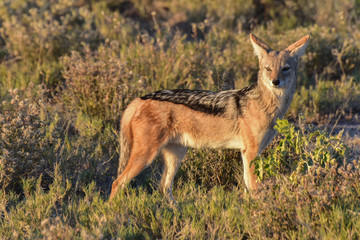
[110,33,310,203]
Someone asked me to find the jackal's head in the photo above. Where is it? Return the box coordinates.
[250,33,310,90]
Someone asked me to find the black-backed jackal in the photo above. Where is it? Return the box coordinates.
[110,33,310,204]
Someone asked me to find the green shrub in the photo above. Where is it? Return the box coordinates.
[255,119,348,182]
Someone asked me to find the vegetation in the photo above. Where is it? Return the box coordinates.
[0,0,359,238]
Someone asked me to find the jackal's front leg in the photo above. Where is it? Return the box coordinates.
[160,144,187,206]
[241,148,259,192]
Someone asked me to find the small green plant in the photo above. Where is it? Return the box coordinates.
[255,119,348,182]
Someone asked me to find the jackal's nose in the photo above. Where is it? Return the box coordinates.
[272,79,280,86]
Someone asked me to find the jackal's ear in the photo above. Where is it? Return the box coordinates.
[285,35,310,58]
[250,33,271,59]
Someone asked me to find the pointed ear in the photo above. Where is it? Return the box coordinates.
[285,35,310,58]
[250,33,271,59]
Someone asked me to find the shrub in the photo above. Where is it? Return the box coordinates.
[0,0,100,63]
[255,119,348,182]
[0,89,60,192]
[60,43,140,126]
[0,88,118,193]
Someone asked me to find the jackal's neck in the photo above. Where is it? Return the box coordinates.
[254,77,296,122]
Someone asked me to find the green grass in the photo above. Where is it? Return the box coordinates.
[1,0,360,238]
[1,163,360,239]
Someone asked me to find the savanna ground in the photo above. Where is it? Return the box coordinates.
[0,0,360,239]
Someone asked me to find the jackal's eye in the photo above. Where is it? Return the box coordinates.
[265,67,272,72]
[282,66,290,72]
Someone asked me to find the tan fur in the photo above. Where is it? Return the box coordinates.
[110,33,310,204]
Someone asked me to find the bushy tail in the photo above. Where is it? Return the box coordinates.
[117,100,138,176]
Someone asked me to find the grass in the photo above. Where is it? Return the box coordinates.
[1,0,360,238]
[1,163,360,239]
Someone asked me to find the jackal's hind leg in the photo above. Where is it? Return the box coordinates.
[110,147,160,201]
[160,143,187,205]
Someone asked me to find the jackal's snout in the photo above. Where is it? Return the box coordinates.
[272,79,280,86]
